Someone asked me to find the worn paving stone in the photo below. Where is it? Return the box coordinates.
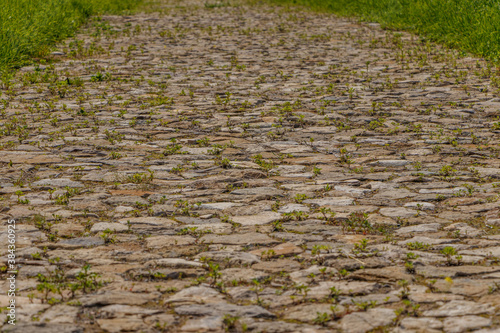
[422,300,496,317]
[1,0,500,331]
[443,315,493,333]
[340,308,396,333]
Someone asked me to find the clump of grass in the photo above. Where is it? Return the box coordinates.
[0,0,140,71]
[268,0,500,61]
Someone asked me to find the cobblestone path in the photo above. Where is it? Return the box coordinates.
[1,1,500,332]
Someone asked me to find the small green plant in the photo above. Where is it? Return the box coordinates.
[100,228,116,244]
[71,264,103,296]
[354,300,378,311]
[294,193,308,203]
[126,170,154,184]
[206,261,221,288]
[222,314,240,331]
[339,148,353,165]
[343,212,372,234]
[282,210,309,221]
[441,246,462,265]
[329,286,341,302]
[353,238,369,253]
[313,312,330,326]
[439,165,456,179]
[318,207,336,222]
[110,151,122,159]
[406,242,432,251]
[398,279,410,299]
[252,153,276,175]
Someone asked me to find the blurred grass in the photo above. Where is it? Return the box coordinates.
[268,0,500,61]
[0,0,140,71]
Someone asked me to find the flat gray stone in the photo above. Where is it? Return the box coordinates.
[200,233,278,246]
[303,197,354,206]
[1,323,84,333]
[167,286,225,305]
[232,211,281,226]
[340,308,396,333]
[58,237,104,247]
[278,203,310,213]
[395,223,441,235]
[90,222,129,233]
[230,187,284,197]
[379,207,419,218]
[403,202,436,210]
[32,178,84,188]
[174,303,275,318]
[443,315,492,333]
[423,300,495,317]
[195,251,260,265]
[400,317,443,330]
[181,316,224,332]
[376,160,410,167]
[199,202,241,210]
[79,291,159,306]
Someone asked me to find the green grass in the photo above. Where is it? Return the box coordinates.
[269,0,500,62]
[0,0,140,71]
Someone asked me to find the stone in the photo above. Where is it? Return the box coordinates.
[422,300,495,317]
[379,207,419,218]
[231,211,282,226]
[416,265,500,278]
[167,286,225,305]
[39,305,79,323]
[58,237,105,248]
[199,202,241,210]
[146,235,196,248]
[181,316,224,332]
[90,222,129,233]
[303,197,355,206]
[251,259,301,273]
[403,202,436,210]
[400,317,444,331]
[278,203,310,213]
[221,268,269,282]
[409,293,465,303]
[308,281,381,299]
[400,317,444,330]
[78,291,159,306]
[230,187,284,197]
[195,251,260,266]
[406,149,433,156]
[98,304,162,317]
[200,233,279,246]
[349,266,414,282]
[340,308,396,333]
[289,265,338,283]
[398,236,457,246]
[283,303,344,322]
[395,223,441,234]
[145,258,203,269]
[376,160,410,167]
[32,179,84,188]
[1,324,84,333]
[443,315,492,333]
[249,242,303,258]
[174,303,275,318]
[97,318,148,333]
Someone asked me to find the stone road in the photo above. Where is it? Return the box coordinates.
[1,0,500,332]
